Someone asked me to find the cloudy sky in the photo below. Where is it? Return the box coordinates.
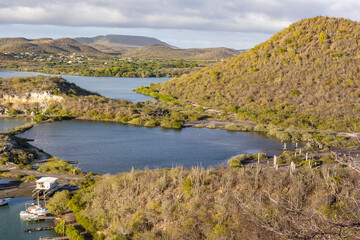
[0,0,359,49]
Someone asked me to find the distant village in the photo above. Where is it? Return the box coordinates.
[3,52,134,64]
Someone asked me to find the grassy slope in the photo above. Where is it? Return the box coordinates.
[156,17,360,132]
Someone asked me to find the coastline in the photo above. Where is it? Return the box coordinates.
[0,167,82,198]
[0,111,359,199]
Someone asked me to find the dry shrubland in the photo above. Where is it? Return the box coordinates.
[67,165,360,239]
[156,17,360,132]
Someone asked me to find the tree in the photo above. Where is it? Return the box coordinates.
[47,190,70,215]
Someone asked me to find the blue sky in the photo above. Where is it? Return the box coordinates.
[0,0,359,49]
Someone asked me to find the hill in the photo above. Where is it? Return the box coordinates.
[61,165,360,240]
[123,44,240,60]
[0,76,208,129]
[0,37,103,55]
[153,17,360,132]
[74,34,174,54]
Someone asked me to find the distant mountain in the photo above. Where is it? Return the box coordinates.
[0,37,103,55]
[122,44,240,60]
[0,35,242,61]
[74,34,174,54]
[155,17,360,132]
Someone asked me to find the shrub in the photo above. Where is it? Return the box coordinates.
[227,156,243,169]
[289,90,300,95]
[172,121,182,128]
[225,123,253,131]
[65,224,85,240]
[47,190,70,215]
[22,175,37,182]
[319,155,336,164]
[129,117,145,126]
[183,178,193,196]
[34,114,47,123]
[144,119,157,127]
[7,108,19,116]
[38,157,81,174]
[319,32,329,43]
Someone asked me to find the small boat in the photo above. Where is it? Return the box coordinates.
[19,203,49,221]
[26,204,49,216]
[21,214,40,222]
[0,198,11,206]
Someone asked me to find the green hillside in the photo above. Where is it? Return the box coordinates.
[154,17,360,132]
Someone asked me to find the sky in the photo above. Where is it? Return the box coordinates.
[0,0,359,49]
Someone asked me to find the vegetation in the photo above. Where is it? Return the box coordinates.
[155,17,360,133]
[0,75,212,130]
[252,124,359,148]
[4,122,34,135]
[47,190,70,215]
[0,134,38,166]
[38,157,81,174]
[55,220,85,240]
[17,59,210,78]
[136,85,359,148]
[22,175,37,182]
[0,37,102,56]
[121,45,241,61]
[63,165,360,239]
[0,37,239,78]
[71,60,205,78]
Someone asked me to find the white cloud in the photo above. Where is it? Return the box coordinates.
[0,0,358,33]
[0,0,359,49]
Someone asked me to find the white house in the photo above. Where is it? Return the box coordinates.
[35,177,59,191]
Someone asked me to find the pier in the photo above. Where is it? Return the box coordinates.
[24,226,55,232]
[39,237,69,240]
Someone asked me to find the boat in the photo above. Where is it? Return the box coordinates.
[0,198,11,206]
[21,214,40,222]
[19,203,49,221]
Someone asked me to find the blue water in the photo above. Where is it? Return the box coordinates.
[0,198,58,240]
[18,120,287,174]
[0,70,170,102]
[0,118,29,132]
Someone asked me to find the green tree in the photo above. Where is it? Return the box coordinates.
[47,190,70,215]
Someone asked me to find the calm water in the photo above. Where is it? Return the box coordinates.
[18,120,287,174]
[0,118,29,132]
[0,198,58,240]
[0,70,170,102]
[0,179,9,184]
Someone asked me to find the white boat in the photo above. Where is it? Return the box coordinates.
[0,198,11,206]
[19,203,49,220]
[26,204,49,216]
[19,212,40,222]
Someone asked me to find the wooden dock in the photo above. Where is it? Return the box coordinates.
[24,225,54,232]
[39,237,69,240]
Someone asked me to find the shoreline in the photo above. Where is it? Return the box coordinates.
[0,114,359,199]
[0,167,82,198]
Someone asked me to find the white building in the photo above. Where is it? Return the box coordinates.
[35,177,59,191]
